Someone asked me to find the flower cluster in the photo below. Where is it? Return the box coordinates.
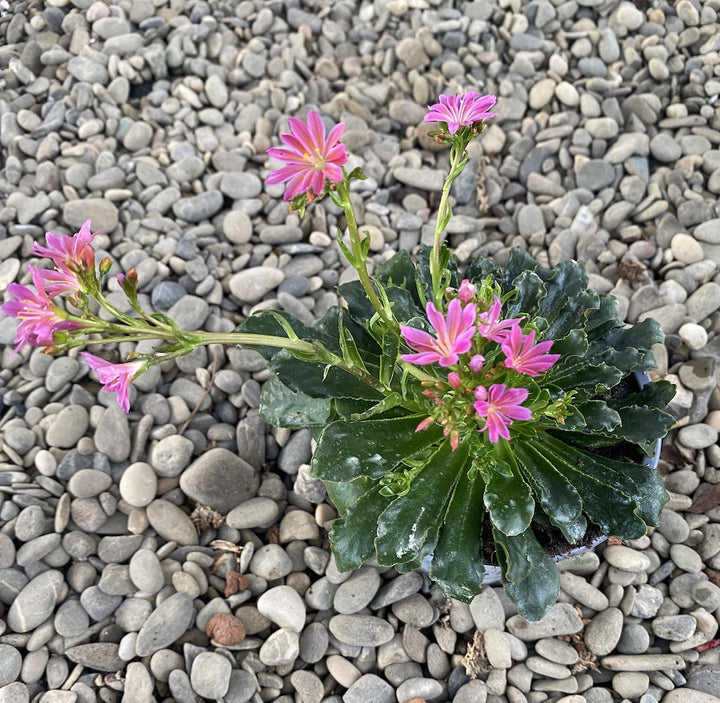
[1,220,145,411]
[400,285,560,444]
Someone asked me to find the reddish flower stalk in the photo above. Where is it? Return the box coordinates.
[266,110,348,201]
[400,299,477,367]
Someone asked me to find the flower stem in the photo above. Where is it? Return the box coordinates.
[430,144,469,306]
[335,180,396,330]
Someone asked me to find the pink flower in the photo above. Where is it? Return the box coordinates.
[425,92,497,134]
[81,353,145,413]
[33,220,97,275]
[501,325,561,377]
[2,266,84,351]
[266,111,348,201]
[477,296,522,343]
[473,384,532,442]
[400,299,477,367]
[35,267,85,297]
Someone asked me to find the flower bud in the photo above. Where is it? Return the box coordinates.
[99,257,113,276]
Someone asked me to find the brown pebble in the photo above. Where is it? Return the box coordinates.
[205,613,246,645]
[225,571,250,597]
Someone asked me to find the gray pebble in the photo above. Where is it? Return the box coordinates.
[179,447,259,513]
[135,592,196,657]
[328,614,394,646]
[7,570,64,633]
[190,652,231,699]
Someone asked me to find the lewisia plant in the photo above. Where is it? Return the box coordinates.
[2,93,675,620]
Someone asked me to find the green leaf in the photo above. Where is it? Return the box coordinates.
[430,470,486,602]
[580,453,668,527]
[614,405,676,454]
[514,441,587,544]
[502,247,546,287]
[492,526,531,584]
[545,360,622,395]
[338,312,368,373]
[496,527,560,622]
[326,477,373,515]
[259,378,331,428]
[311,415,444,482]
[483,460,534,537]
[539,434,648,539]
[270,351,382,401]
[375,440,469,566]
[576,401,621,433]
[505,270,544,319]
[380,332,400,387]
[604,318,664,356]
[329,483,391,572]
[550,329,588,361]
[376,250,418,292]
[585,294,622,340]
[609,380,677,411]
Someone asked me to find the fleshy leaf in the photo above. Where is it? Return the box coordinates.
[329,483,391,572]
[496,527,560,622]
[514,441,587,544]
[259,378,331,428]
[576,400,621,433]
[483,461,534,537]
[312,415,444,482]
[270,351,382,401]
[430,471,486,602]
[375,440,469,566]
[539,434,648,539]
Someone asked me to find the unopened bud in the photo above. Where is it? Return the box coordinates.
[99,257,113,275]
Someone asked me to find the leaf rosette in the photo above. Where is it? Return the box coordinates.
[243,247,673,622]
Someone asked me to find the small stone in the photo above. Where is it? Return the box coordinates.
[150,435,194,477]
[584,607,626,656]
[602,545,652,571]
[129,549,165,594]
[612,672,650,699]
[469,588,506,631]
[94,405,131,462]
[229,267,285,304]
[180,447,259,513]
[0,645,22,686]
[290,671,324,703]
[172,191,224,223]
[343,674,395,703]
[7,570,64,633]
[189,652,231,699]
[652,615,697,642]
[249,544,293,580]
[119,462,157,508]
[257,585,306,632]
[329,614,395,646]
[135,593,196,657]
[145,500,198,546]
[259,628,300,666]
[65,643,124,672]
[206,613,246,645]
[507,603,583,641]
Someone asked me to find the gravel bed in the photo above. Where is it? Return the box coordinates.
[1,0,720,701]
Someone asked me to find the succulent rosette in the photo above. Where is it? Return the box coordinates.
[239,247,675,620]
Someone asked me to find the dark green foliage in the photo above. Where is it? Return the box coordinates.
[241,249,673,621]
